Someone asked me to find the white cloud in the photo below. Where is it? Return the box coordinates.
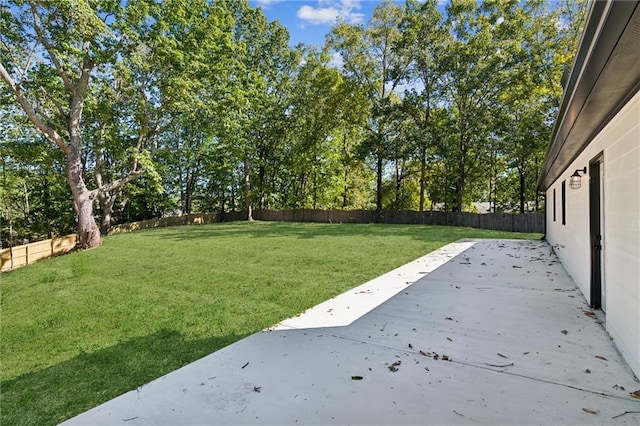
[296,0,365,26]
[297,5,341,24]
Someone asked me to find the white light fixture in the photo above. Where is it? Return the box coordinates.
[569,167,587,189]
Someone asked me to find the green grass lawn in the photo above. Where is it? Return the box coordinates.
[1,221,541,425]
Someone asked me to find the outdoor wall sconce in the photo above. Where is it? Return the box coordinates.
[569,166,587,189]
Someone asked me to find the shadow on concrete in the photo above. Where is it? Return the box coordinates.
[1,330,249,426]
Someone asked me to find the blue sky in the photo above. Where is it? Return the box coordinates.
[249,0,401,47]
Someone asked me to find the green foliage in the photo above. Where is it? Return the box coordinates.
[0,109,75,246]
[2,0,588,240]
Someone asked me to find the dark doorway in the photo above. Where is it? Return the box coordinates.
[589,154,605,312]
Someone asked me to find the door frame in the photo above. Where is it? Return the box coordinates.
[589,152,604,310]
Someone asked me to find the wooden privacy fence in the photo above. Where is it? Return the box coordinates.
[243,209,545,234]
[114,210,545,233]
[1,234,78,272]
[1,210,543,271]
[109,213,218,234]
[1,214,217,272]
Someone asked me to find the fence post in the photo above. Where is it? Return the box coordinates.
[25,244,29,266]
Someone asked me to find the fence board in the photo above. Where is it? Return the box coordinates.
[247,209,544,233]
[2,209,543,272]
[110,213,220,234]
[1,234,78,272]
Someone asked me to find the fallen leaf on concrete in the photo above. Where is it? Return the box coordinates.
[561,330,568,335]
[419,350,431,357]
[484,362,514,368]
[585,369,591,374]
[512,265,522,269]
[253,386,261,393]
[630,390,640,399]
[442,355,450,361]
[582,408,598,415]
[388,361,401,372]
[612,384,625,391]
[241,362,250,369]
[497,353,508,358]
[433,354,439,360]
[445,317,453,321]
[595,355,608,361]
[351,376,364,380]
[447,337,452,342]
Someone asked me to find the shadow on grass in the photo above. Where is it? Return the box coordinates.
[129,221,498,242]
[1,329,249,426]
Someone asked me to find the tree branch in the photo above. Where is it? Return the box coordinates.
[18,38,41,84]
[0,61,70,155]
[67,56,95,150]
[99,170,145,195]
[30,4,76,95]
[40,85,68,118]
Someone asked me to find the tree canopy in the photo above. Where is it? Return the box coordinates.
[1,0,587,247]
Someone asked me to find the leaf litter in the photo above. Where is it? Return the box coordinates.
[388,360,401,372]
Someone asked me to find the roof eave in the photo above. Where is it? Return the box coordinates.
[537,0,640,192]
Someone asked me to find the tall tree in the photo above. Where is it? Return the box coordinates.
[1,1,144,247]
[328,0,411,217]
[221,0,297,219]
[287,49,345,209]
[400,0,447,212]
[438,0,505,212]
[485,0,587,213]
[1,1,236,244]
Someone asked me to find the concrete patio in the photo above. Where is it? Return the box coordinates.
[62,239,640,425]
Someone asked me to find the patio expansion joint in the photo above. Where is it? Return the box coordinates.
[291,327,639,404]
[451,359,640,403]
